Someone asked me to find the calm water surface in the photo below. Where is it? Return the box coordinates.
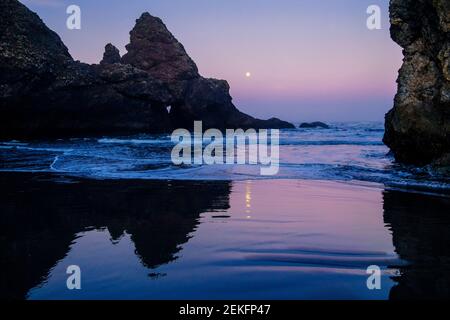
[1,175,449,299]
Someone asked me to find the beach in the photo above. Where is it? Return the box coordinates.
[1,172,449,300]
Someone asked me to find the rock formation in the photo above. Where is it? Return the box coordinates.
[384,0,450,166]
[121,12,294,131]
[299,122,330,129]
[121,12,199,97]
[0,0,293,139]
[100,43,121,65]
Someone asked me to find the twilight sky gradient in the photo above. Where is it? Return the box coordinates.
[21,0,403,121]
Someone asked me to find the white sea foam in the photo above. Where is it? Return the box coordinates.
[1,122,449,195]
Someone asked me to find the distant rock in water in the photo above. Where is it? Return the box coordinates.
[0,0,294,138]
[299,122,330,129]
[384,0,450,166]
[100,44,121,65]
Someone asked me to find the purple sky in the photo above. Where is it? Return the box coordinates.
[21,0,403,122]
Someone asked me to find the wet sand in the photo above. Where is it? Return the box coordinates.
[1,172,450,299]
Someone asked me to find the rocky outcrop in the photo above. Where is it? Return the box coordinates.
[121,12,294,130]
[384,0,450,166]
[0,0,173,137]
[299,122,330,129]
[100,43,121,65]
[0,0,293,139]
[121,12,199,98]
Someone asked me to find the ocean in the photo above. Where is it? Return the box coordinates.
[1,122,450,299]
[1,122,449,193]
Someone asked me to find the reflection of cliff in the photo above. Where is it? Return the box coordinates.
[0,173,231,300]
[383,190,450,299]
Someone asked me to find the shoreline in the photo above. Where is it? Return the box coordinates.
[1,171,449,198]
[2,121,448,197]
[2,171,450,299]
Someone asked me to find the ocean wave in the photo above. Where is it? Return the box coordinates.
[1,141,29,146]
[279,140,384,146]
[0,145,73,153]
[1,122,449,195]
[98,138,171,145]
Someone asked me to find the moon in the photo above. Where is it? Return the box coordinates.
[245,72,251,78]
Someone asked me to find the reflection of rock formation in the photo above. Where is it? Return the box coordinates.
[0,173,231,300]
[383,190,450,299]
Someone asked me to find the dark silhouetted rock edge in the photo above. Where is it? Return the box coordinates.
[299,122,330,129]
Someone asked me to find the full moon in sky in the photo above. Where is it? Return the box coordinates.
[245,72,251,78]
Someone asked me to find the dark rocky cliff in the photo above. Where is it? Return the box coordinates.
[0,0,293,138]
[384,0,450,166]
[121,12,293,131]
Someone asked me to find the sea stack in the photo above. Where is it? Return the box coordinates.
[384,0,450,166]
[100,44,121,65]
[120,12,295,130]
[0,0,294,139]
